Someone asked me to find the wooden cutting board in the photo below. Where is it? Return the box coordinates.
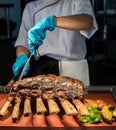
[0,94,116,130]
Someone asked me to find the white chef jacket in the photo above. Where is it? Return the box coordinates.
[15,0,98,60]
[15,0,98,86]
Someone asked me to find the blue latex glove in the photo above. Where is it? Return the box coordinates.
[12,54,30,76]
[28,16,56,55]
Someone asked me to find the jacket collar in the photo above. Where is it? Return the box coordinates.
[34,0,60,13]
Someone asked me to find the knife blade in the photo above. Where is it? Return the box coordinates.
[18,55,33,80]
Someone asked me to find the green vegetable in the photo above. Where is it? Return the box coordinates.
[79,116,88,123]
[79,107,102,124]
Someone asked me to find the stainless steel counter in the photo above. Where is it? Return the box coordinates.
[84,86,116,102]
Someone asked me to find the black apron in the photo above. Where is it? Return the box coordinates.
[27,56,59,77]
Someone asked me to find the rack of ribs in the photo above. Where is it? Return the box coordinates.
[0,74,89,123]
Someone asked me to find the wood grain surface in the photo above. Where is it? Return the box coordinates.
[0,94,116,130]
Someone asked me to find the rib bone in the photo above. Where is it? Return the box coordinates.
[36,97,47,114]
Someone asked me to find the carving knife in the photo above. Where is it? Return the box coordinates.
[18,45,40,80]
[4,46,40,93]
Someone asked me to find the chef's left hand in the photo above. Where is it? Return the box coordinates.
[28,16,56,55]
[12,54,30,76]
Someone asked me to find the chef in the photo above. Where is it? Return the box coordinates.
[12,0,98,87]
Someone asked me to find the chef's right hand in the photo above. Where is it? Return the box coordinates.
[12,54,30,76]
[28,16,56,55]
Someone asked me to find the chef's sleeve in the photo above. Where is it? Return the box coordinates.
[73,0,98,39]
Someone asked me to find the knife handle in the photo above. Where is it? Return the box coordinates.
[34,45,40,60]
